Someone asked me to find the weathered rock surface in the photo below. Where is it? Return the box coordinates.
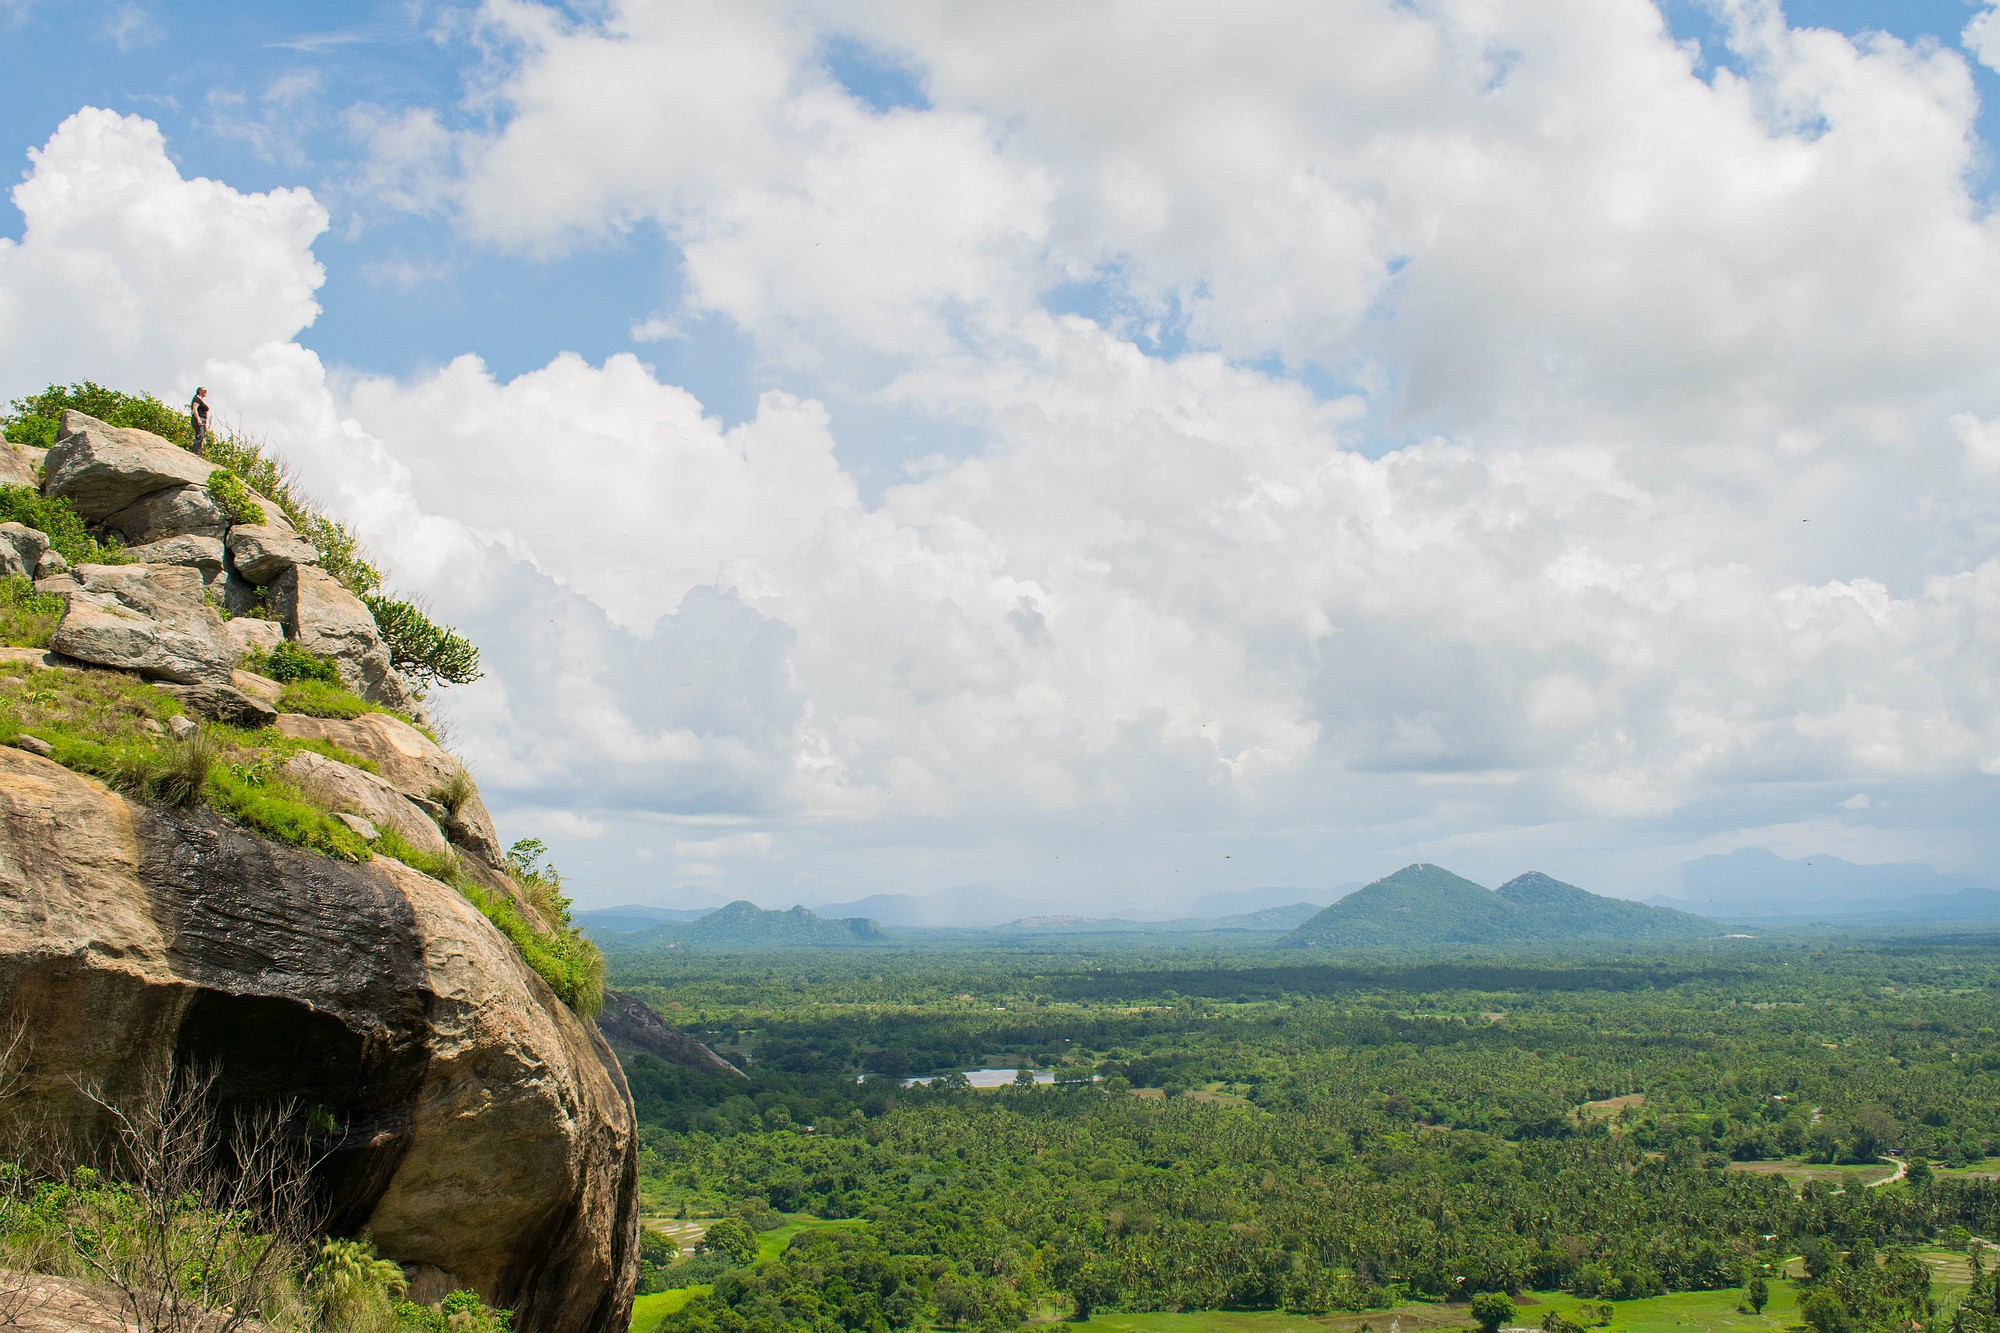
[0,523,49,580]
[125,534,227,583]
[0,444,38,489]
[232,667,284,704]
[273,711,504,863]
[34,549,68,580]
[278,750,451,861]
[271,565,416,711]
[42,411,212,520]
[227,616,287,657]
[49,564,235,685]
[227,523,316,584]
[0,750,639,1333]
[102,482,229,544]
[161,681,279,729]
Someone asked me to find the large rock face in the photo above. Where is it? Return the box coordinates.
[49,563,236,685]
[0,749,639,1333]
[271,566,417,713]
[42,411,213,519]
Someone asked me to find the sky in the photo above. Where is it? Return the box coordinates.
[3,0,2000,914]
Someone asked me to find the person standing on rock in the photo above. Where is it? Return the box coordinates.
[188,387,210,455]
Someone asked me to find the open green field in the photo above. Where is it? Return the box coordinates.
[755,1214,867,1260]
[629,1286,711,1328]
[1070,1284,1803,1333]
[1724,1160,1898,1188]
[629,1215,868,1331]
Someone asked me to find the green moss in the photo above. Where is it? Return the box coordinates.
[0,576,64,648]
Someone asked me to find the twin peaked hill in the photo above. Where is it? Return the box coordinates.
[1284,864,1715,949]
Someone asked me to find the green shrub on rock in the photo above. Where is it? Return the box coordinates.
[3,381,193,450]
[0,485,126,566]
[204,468,265,526]
[248,640,342,685]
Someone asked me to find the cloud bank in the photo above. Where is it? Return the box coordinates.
[5,0,2000,903]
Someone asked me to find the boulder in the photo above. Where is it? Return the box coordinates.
[232,667,284,704]
[0,523,49,581]
[226,523,316,584]
[48,563,236,686]
[273,711,504,863]
[0,750,638,1333]
[278,750,452,862]
[227,617,287,658]
[125,534,227,585]
[270,566,417,712]
[43,411,212,520]
[336,812,379,841]
[161,682,279,729]
[102,483,229,545]
[0,444,37,489]
[35,549,68,580]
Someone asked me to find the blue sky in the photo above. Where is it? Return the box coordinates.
[4,1,2000,911]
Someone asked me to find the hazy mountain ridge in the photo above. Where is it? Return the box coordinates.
[601,901,891,951]
[1287,865,1715,949]
[1655,849,1999,921]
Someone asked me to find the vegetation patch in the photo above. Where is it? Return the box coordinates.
[0,576,64,647]
[204,467,266,525]
[0,484,127,566]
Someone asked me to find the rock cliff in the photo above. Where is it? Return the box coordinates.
[0,410,639,1332]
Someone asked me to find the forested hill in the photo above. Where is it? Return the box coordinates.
[606,900,890,950]
[1286,863,1714,949]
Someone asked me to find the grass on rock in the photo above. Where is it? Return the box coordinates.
[0,576,64,647]
[0,661,601,1014]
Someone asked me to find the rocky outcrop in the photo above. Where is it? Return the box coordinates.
[226,523,316,584]
[104,484,229,544]
[42,410,213,519]
[0,524,49,580]
[0,444,38,490]
[597,991,746,1079]
[125,534,226,584]
[0,749,639,1333]
[227,617,286,656]
[273,711,504,863]
[49,563,235,685]
[279,750,452,861]
[271,566,416,712]
[160,681,279,729]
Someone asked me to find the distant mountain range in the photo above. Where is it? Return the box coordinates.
[1654,849,1999,922]
[597,901,891,951]
[1285,865,1715,949]
[574,904,715,936]
[995,903,1324,934]
[808,883,1027,929]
